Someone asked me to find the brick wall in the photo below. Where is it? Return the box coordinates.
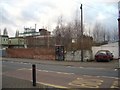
[6,48,55,60]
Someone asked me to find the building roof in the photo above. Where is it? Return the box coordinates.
[0,35,9,37]
[9,37,24,39]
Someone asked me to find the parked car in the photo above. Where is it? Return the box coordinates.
[95,50,113,62]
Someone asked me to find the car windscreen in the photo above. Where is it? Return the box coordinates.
[96,51,107,55]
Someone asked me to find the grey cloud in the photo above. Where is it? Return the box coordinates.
[84,2,117,28]
[39,1,57,9]
[0,0,18,8]
[1,0,17,5]
[0,7,15,25]
[21,0,57,21]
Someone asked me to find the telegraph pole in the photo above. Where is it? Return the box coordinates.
[80,4,84,62]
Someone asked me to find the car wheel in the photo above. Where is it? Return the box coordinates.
[96,60,99,62]
[111,58,113,60]
[107,59,110,62]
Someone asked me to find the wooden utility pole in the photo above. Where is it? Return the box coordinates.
[80,4,84,62]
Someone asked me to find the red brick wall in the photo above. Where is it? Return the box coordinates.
[6,48,55,60]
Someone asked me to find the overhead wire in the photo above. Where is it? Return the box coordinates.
[71,0,117,19]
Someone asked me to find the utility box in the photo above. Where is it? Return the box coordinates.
[55,45,64,61]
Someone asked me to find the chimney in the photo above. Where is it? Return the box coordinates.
[35,24,36,31]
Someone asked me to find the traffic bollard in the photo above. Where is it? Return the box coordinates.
[32,64,36,86]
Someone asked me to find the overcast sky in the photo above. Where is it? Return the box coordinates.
[0,0,119,37]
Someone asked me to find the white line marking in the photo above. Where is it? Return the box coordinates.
[28,69,32,70]
[83,75,118,79]
[37,81,68,88]
[30,80,67,88]
[100,76,118,79]
[41,70,49,72]
[17,68,28,70]
[23,63,28,64]
[114,69,118,71]
[37,69,42,71]
[56,72,74,75]
[67,66,114,70]
[96,76,100,78]
[38,69,74,75]
[19,68,74,75]
[83,75,92,77]
[17,68,118,79]
[57,72,63,74]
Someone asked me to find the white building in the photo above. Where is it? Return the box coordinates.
[92,42,119,59]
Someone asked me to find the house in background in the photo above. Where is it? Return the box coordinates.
[39,29,51,35]
[92,42,119,59]
[0,35,9,49]
[0,35,9,57]
[26,29,55,48]
[19,27,40,37]
[8,37,25,48]
[16,27,55,48]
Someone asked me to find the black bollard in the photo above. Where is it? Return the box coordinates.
[32,64,36,86]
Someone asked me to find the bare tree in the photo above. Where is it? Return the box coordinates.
[62,23,73,50]
[73,9,81,39]
[3,28,8,36]
[53,15,73,50]
[15,30,19,37]
[53,9,94,50]
[53,25,61,45]
[99,26,107,43]
[112,28,119,41]
[106,30,111,42]
[92,22,108,44]
[93,23,101,43]
[0,29,1,35]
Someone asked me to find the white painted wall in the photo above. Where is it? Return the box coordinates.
[65,50,92,61]
[92,42,119,59]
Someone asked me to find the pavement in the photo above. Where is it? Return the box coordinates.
[2,73,55,89]
[2,57,119,69]
[2,75,44,88]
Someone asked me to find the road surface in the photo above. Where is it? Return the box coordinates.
[2,60,119,88]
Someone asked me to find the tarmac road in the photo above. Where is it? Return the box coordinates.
[2,59,119,88]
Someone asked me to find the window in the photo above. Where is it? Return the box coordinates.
[3,39,5,41]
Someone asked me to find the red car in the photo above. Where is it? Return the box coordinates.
[95,50,113,62]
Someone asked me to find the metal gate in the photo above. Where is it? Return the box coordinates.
[55,45,64,61]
